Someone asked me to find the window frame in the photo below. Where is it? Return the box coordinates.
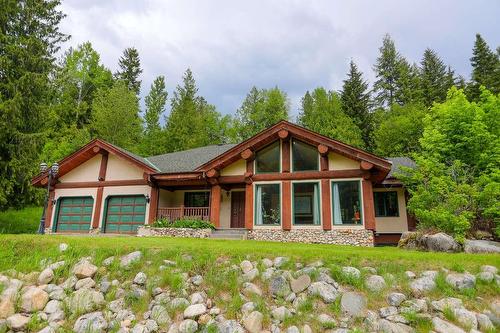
[254,141,282,174]
[291,180,322,227]
[373,191,400,217]
[253,181,282,227]
[183,191,211,208]
[291,138,320,172]
[330,179,364,227]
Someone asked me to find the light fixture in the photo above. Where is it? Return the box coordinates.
[51,162,59,174]
[145,194,150,203]
[39,162,47,173]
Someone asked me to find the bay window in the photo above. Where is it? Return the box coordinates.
[331,180,362,225]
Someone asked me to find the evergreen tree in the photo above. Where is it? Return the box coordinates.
[394,59,423,105]
[91,81,142,150]
[340,61,372,149]
[298,88,364,148]
[0,0,68,209]
[372,34,401,108]
[420,48,454,107]
[115,47,142,96]
[468,34,500,100]
[232,86,289,141]
[164,69,229,152]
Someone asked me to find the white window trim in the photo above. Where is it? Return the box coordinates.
[291,179,322,229]
[253,181,282,228]
[330,178,365,229]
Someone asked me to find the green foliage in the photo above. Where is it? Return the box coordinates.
[231,86,290,141]
[115,47,143,95]
[91,81,142,150]
[0,206,41,234]
[420,48,455,107]
[152,218,215,230]
[468,34,500,100]
[298,88,364,148]
[372,34,402,108]
[39,125,92,164]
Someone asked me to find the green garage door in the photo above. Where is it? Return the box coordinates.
[104,195,146,234]
[55,197,93,233]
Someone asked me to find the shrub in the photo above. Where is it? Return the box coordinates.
[152,218,215,230]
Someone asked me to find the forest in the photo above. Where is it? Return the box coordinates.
[1,1,499,240]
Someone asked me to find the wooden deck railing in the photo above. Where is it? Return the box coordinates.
[157,206,210,221]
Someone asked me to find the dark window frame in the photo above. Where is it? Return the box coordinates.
[184,191,210,207]
[292,181,321,226]
[374,191,399,217]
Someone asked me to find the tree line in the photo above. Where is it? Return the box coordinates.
[1,1,499,240]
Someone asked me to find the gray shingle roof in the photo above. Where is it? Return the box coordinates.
[146,144,237,173]
[385,157,416,179]
[105,141,161,171]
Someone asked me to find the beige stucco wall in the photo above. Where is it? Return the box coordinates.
[105,154,145,180]
[374,187,408,233]
[221,159,246,176]
[50,187,99,230]
[329,152,360,170]
[58,155,101,182]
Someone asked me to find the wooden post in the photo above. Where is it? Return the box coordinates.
[92,187,104,229]
[180,204,185,218]
[45,190,55,229]
[244,160,254,230]
[282,139,290,173]
[209,185,221,228]
[148,186,159,224]
[98,152,108,181]
[321,179,332,230]
[282,181,291,230]
[362,180,376,230]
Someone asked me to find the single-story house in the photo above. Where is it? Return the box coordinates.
[32,120,416,245]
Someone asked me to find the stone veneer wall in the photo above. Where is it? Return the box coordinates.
[247,229,374,247]
[137,226,212,238]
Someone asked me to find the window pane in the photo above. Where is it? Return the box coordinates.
[293,182,320,225]
[374,192,399,217]
[332,181,362,225]
[255,184,280,225]
[184,192,210,207]
[292,140,318,171]
[255,141,280,173]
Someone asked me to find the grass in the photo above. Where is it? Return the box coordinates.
[0,206,41,234]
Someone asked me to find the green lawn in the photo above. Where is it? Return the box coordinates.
[0,206,41,234]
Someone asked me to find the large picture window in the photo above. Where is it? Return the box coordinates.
[293,182,320,225]
[374,191,399,217]
[184,192,210,207]
[331,181,362,225]
[292,139,318,171]
[255,183,281,226]
[255,141,280,173]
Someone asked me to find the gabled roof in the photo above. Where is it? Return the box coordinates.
[31,139,159,187]
[386,157,416,179]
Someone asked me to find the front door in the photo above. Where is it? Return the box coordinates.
[230,191,245,228]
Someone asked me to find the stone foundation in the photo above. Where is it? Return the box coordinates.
[137,226,212,238]
[247,229,374,246]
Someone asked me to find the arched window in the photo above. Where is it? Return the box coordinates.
[255,141,280,173]
[292,139,318,171]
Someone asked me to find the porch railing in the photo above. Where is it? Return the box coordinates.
[157,206,210,221]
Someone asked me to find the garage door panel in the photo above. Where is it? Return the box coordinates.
[56,197,93,233]
[104,195,146,234]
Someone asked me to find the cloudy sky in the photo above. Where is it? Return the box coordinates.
[59,0,499,118]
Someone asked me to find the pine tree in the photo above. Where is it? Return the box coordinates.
[394,59,423,105]
[340,61,373,149]
[372,34,401,108]
[420,48,453,107]
[0,0,68,209]
[468,34,500,100]
[144,76,168,133]
[115,47,143,96]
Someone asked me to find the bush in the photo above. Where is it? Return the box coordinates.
[152,218,215,230]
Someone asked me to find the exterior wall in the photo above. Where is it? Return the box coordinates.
[105,154,144,180]
[328,152,360,170]
[58,155,101,182]
[220,189,231,228]
[137,226,212,238]
[50,187,99,231]
[247,229,374,246]
[374,187,408,233]
[220,159,246,176]
[158,189,211,207]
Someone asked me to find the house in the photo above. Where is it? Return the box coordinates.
[31,120,416,245]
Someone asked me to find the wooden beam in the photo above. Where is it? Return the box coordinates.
[244,183,253,230]
[278,129,289,139]
[362,180,376,231]
[92,187,104,229]
[282,138,290,173]
[252,169,367,181]
[318,144,329,156]
[282,181,291,230]
[321,179,332,230]
[240,149,254,161]
[45,190,55,228]
[320,154,329,171]
[92,146,101,153]
[148,186,159,224]
[360,161,374,171]
[55,179,149,188]
[98,152,109,181]
[206,169,219,178]
[210,185,221,228]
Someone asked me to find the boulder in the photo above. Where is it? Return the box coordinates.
[151,305,171,325]
[379,306,398,318]
[286,326,300,333]
[190,275,203,286]
[102,256,115,266]
[378,319,414,333]
[66,288,104,313]
[290,274,311,294]
[242,282,262,296]
[241,302,256,315]
[365,275,386,292]
[73,311,107,333]
[477,271,494,282]
[387,292,406,307]
[476,313,494,331]
[38,268,54,285]
[273,257,289,268]
[307,281,338,303]
[243,311,263,333]
[179,319,198,333]
[240,260,253,273]
[217,320,245,333]
[421,233,460,252]
[453,308,478,330]
[0,299,14,319]
[73,260,97,279]
[410,276,436,296]
[183,304,206,318]
[342,266,361,279]
[431,297,463,312]
[120,251,142,267]
[20,286,49,312]
[340,292,367,317]
[317,313,336,326]
[262,258,273,268]
[269,275,291,297]
[242,268,259,282]
[43,299,61,314]
[432,317,466,333]
[6,313,30,331]
[464,240,500,253]
[271,306,292,321]
[190,292,205,305]
[481,265,498,274]
[133,272,147,285]
[446,273,476,290]
[75,277,95,290]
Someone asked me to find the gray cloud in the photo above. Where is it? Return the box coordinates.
[59,0,500,118]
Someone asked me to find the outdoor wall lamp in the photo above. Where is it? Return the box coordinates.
[38,162,59,234]
[145,194,150,203]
